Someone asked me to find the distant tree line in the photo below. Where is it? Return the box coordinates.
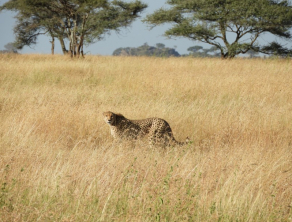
[1,0,292,59]
[186,46,220,58]
[113,43,261,58]
[113,43,180,57]
[0,43,18,54]
[186,46,259,58]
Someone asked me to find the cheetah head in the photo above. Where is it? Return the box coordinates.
[103,111,116,125]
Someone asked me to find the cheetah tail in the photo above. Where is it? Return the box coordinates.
[175,137,191,146]
[184,137,193,145]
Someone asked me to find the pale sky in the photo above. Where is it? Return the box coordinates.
[0,0,290,56]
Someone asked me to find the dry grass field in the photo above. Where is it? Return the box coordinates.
[0,54,291,221]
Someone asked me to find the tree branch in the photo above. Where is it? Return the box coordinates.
[26,30,49,42]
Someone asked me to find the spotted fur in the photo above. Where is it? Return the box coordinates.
[103,111,188,146]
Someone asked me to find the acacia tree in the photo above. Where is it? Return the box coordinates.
[44,0,147,57]
[4,42,18,53]
[144,0,292,58]
[1,0,147,57]
[187,46,203,53]
[1,0,68,54]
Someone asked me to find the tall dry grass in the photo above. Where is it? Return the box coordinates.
[0,54,291,221]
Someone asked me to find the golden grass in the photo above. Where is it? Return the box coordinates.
[0,54,292,221]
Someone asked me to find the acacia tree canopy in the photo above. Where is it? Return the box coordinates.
[144,0,292,58]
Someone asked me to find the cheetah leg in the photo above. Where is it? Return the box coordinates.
[148,129,158,147]
[150,131,168,148]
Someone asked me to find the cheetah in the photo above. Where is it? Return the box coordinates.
[103,111,189,147]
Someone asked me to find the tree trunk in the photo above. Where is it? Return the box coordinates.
[81,44,84,58]
[49,31,55,55]
[70,18,77,58]
[221,52,236,59]
[70,31,74,58]
[77,35,85,58]
[50,37,55,55]
[77,14,88,58]
[58,36,68,55]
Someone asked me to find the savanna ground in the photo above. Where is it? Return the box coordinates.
[0,54,291,221]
